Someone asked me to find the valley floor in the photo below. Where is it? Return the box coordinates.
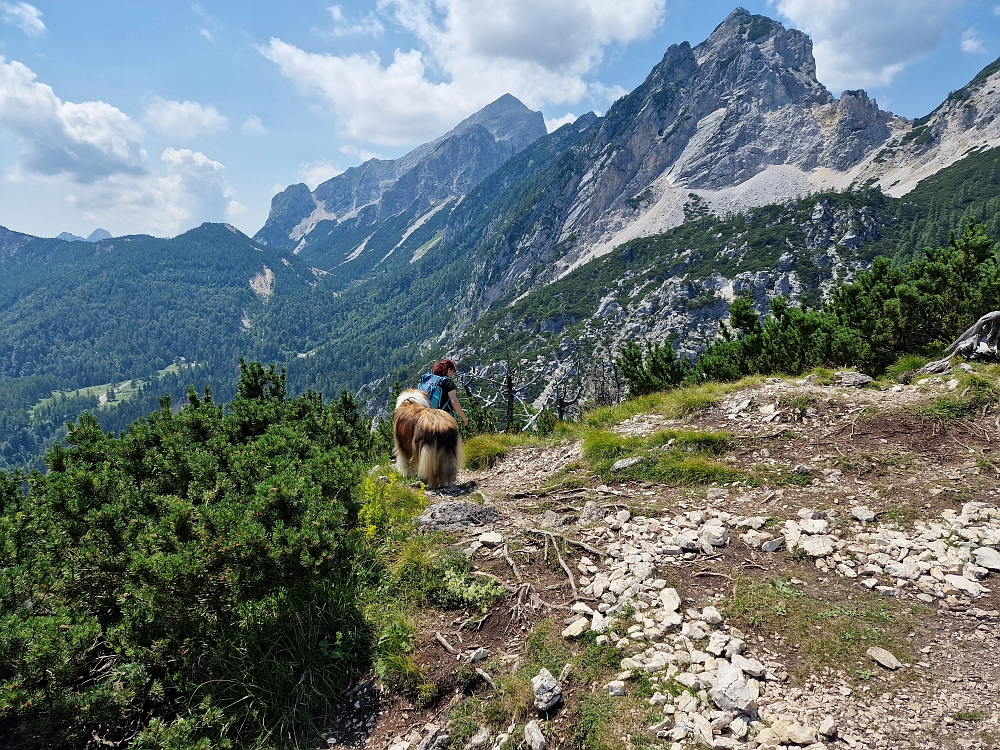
[322,372,1000,750]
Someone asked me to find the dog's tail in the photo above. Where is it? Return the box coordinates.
[415,409,463,488]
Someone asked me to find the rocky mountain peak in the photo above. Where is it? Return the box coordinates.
[254,95,545,250]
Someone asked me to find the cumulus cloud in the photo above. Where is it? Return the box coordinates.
[65,148,236,236]
[326,4,384,37]
[299,158,343,189]
[241,115,268,135]
[961,28,986,54]
[144,97,229,139]
[262,0,665,145]
[0,56,145,183]
[0,57,236,235]
[544,113,578,132]
[773,0,964,91]
[1,2,45,38]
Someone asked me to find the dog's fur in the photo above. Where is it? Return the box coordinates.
[393,388,463,488]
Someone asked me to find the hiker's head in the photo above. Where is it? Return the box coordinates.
[433,358,457,377]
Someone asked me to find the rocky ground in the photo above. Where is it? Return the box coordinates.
[323,373,1000,750]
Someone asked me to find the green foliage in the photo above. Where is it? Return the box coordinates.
[0,361,389,749]
[581,428,739,485]
[695,221,1000,380]
[616,340,690,397]
[464,434,510,469]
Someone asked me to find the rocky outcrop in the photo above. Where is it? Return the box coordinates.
[254,95,546,250]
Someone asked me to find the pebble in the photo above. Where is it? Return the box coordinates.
[866,646,903,670]
[523,721,546,750]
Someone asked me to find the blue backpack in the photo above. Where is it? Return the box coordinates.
[418,373,447,409]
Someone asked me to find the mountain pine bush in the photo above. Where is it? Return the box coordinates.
[0,359,391,749]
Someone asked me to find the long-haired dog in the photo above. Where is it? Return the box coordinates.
[393,389,464,488]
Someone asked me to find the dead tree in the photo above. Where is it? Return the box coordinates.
[918,310,1000,373]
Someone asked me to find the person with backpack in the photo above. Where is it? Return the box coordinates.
[418,358,468,427]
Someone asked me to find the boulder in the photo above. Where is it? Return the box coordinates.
[531,668,563,711]
[866,646,902,670]
[797,535,835,557]
[835,371,873,388]
[523,721,546,750]
[419,502,501,531]
[709,660,758,712]
[973,546,1000,571]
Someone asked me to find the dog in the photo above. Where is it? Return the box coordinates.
[393,388,464,488]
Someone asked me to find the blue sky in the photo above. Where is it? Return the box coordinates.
[1,0,999,238]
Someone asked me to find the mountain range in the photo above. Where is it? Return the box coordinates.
[4,7,1000,470]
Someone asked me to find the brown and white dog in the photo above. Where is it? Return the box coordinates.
[393,388,464,488]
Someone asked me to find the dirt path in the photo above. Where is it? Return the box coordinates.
[325,376,1000,750]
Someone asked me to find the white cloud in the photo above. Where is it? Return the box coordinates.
[144,97,229,140]
[0,57,236,235]
[241,115,268,135]
[544,113,578,132]
[961,28,985,54]
[339,144,381,161]
[1,2,45,38]
[62,148,236,236]
[326,4,384,37]
[773,0,964,90]
[200,28,213,42]
[0,56,145,182]
[262,0,666,145]
[299,158,343,189]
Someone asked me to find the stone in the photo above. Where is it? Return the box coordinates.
[478,531,503,546]
[851,506,876,523]
[531,668,563,711]
[605,680,626,696]
[523,721,546,750]
[973,546,1000,571]
[819,716,838,738]
[632,561,654,582]
[611,456,643,472]
[701,606,723,625]
[797,518,829,534]
[885,561,921,580]
[731,653,766,677]
[660,587,681,612]
[785,724,819,744]
[418,502,501,531]
[798,535,835,557]
[836,371,873,388]
[761,538,784,553]
[700,524,730,547]
[580,501,604,525]
[945,573,983,597]
[464,728,491,750]
[561,618,590,639]
[591,611,610,633]
[471,647,490,662]
[706,488,730,501]
[592,574,610,598]
[690,713,714,747]
[866,646,902,670]
[708,660,758,712]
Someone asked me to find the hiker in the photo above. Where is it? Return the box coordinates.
[418,358,468,426]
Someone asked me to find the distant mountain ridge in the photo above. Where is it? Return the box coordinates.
[56,228,113,242]
[254,94,547,253]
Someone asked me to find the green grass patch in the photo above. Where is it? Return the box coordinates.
[884,354,929,382]
[583,379,757,430]
[952,710,988,722]
[580,428,739,485]
[918,373,1000,421]
[724,577,914,675]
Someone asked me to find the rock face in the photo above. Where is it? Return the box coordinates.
[466,7,901,292]
[255,94,546,250]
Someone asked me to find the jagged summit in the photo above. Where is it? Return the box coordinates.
[254,94,546,251]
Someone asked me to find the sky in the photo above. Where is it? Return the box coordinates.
[1,1,1000,239]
